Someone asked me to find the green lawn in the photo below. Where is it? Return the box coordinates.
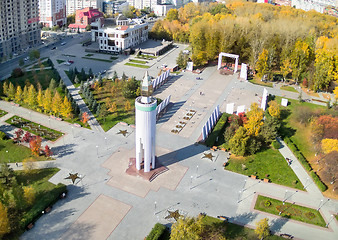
[125,62,149,68]
[82,56,113,62]
[6,116,63,141]
[225,148,303,190]
[110,56,118,60]
[255,195,326,227]
[56,59,65,64]
[62,54,76,57]
[136,54,157,60]
[0,138,50,163]
[0,109,8,117]
[4,168,66,239]
[6,69,59,90]
[248,78,273,88]
[129,59,147,64]
[202,216,283,239]
[85,54,94,57]
[280,85,298,93]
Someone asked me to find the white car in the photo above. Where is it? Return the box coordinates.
[64,62,71,66]
[24,57,29,61]
[61,42,66,46]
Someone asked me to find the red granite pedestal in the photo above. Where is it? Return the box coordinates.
[126,157,168,182]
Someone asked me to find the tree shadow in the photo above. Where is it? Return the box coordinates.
[52,143,76,158]
[269,217,289,234]
[157,101,186,124]
[0,124,17,138]
[228,212,258,226]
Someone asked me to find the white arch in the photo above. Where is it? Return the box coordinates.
[217,52,239,73]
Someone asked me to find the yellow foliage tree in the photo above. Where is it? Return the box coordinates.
[52,91,62,116]
[256,49,269,79]
[170,216,203,240]
[23,186,35,206]
[255,218,270,240]
[268,100,280,118]
[124,101,131,111]
[321,138,338,154]
[108,102,117,113]
[244,103,264,136]
[14,86,23,103]
[22,158,37,172]
[37,88,44,108]
[61,96,72,118]
[334,86,338,100]
[43,88,52,113]
[27,85,37,107]
[280,58,291,81]
[0,202,10,237]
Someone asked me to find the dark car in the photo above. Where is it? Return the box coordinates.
[51,46,57,50]
[68,60,74,64]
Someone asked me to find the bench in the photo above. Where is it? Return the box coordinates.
[251,175,257,179]
[280,233,293,239]
[264,178,270,183]
[217,216,228,222]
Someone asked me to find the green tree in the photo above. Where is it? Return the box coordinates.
[49,78,57,92]
[29,49,40,60]
[123,77,139,98]
[67,13,75,24]
[255,218,270,240]
[260,115,281,144]
[176,51,189,69]
[229,126,249,156]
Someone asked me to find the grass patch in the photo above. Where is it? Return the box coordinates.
[136,54,157,60]
[85,54,94,57]
[6,69,60,90]
[56,59,65,64]
[62,54,76,57]
[4,168,66,239]
[280,85,298,93]
[225,148,303,190]
[110,56,118,60]
[82,56,113,62]
[0,138,50,163]
[249,77,273,88]
[125,62,149,68]
[6,116,63,141]
[129,59,147,64]
[0,109,8,117]
[255,195,326,227]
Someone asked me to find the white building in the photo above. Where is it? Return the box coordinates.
[135,71,157,173]
[291,0,337,13]
[91,16,149,52]
[153,4,174,16]
[39,0,67,27]
[66,0,104,15]
[126,0,161,10]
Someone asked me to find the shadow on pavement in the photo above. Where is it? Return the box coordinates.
[229,212,258,226]
[270,217,289,234]
[52,143,76,158]
[157,101,186,124]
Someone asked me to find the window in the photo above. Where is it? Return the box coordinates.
[108,40,115,46]
[108,33,115,38]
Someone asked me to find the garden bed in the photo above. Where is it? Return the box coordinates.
[82,56,113,62]
[280,85,298,93]
[254,195,326,227]
[125,62,149,68]
[0,109,8,117]
[6,116,63,141]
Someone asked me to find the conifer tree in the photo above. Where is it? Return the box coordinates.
[43,88,52,113]
[14,86,23,103]
[52,91,62,116]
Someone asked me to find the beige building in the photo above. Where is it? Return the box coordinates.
[66,0,104,15]
[39,0,67,27]
[0,0,41,59]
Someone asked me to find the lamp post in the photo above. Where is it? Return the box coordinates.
[96,145,99,157]
[237,190,241,203]
[154,201,157,215]
[71,126,74,138]
[196,165,199,178]
[326,215,334,227]
[104,137,107,149]
[283,190,288,205]
[317,199,323,211]
[190,176,193,189]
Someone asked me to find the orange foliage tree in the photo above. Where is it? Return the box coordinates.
[29,136,42,156]
[81,112,89,125]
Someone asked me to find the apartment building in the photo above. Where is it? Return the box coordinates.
[0,0,41,59]
[66,0,104,15]
[91,16,148,53]
[68,7,104,31]
[39,0,67,27]
[126,0,161,10]
[102,0,129,16]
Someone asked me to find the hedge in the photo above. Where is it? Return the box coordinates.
[20,183,67,229]
[283,137,328,192]
[205,113,230,147]
[310,171,328,192]
[146,223,166,240]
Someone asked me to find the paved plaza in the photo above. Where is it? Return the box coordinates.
[0,40,337,240]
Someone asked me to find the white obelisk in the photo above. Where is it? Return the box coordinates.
[135,71,157,172]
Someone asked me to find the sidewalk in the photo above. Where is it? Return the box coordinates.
[50,58,104,133]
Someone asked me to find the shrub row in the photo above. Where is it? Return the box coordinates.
[283,137,327,192]
[310,171,328,192]
[20,183,67,229]
[146,223,166,240]
[205,113,230,147]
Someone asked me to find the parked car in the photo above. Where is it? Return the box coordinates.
[51,46,57,50]
[61,42,66,46]
[24,57,29,61]
[196,77,202,80]
[68,60,74,64]
[64,62,71,66]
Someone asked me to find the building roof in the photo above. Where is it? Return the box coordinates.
[68,24,86,29]
[78,9,103,19]
[116,15,128,21]
[120,25,129,30]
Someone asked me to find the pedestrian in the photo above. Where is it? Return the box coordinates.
[15,162,18,167]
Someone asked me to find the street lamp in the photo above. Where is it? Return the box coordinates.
[326,215,334,227]
[104,137,107,149]
[96,145,99,157]
[317,199,323,211]
[196,165,199,178]
[283,190,288,205]
[154,201,157,215]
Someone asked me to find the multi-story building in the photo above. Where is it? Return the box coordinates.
[291,0,337,13]
[102,0,129,16]
[0,0,41,59]
[153,3,174,16]
[91,15,148,53]
[68,7,104,31]
[39,0,67,27]
[126,0,161,10]
[66,0,104,15]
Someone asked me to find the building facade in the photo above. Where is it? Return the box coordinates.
[0,0,41,59]
[68,7,104,31]
[66,0,104,15]
[91,17,148,52]
[126,0,161,10]
[153,3,174,16]
[291,0,337,13]
[39,0,67,27]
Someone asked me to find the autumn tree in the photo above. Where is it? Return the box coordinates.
[0,202,10,238]
[321,139,338,154]
[176,51,189,69]
[43,88,52,113]
[7,82,15,100]
[29,136,42,156]
[37,87,43,109]
[52,91,62,116]
[255,218,270,240]
[124,101,131,111]
[22,158,37,172]
[166,9,179,21]
[267,100,280,119]
[14,86,23,103]
[27,85,37,107]
[108,102,117,114]
[280,58,291,81]
[44,145,52,157]
[290,40,311,83]
[320,151,338,192]
[256,49,269,79]
[22,131,32,143]
[61,96,72,118]
[23,186,35,206]
[14,128,24,143]
[170,216,203,240]
[244,103,264,136]
[81,112,89,125]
